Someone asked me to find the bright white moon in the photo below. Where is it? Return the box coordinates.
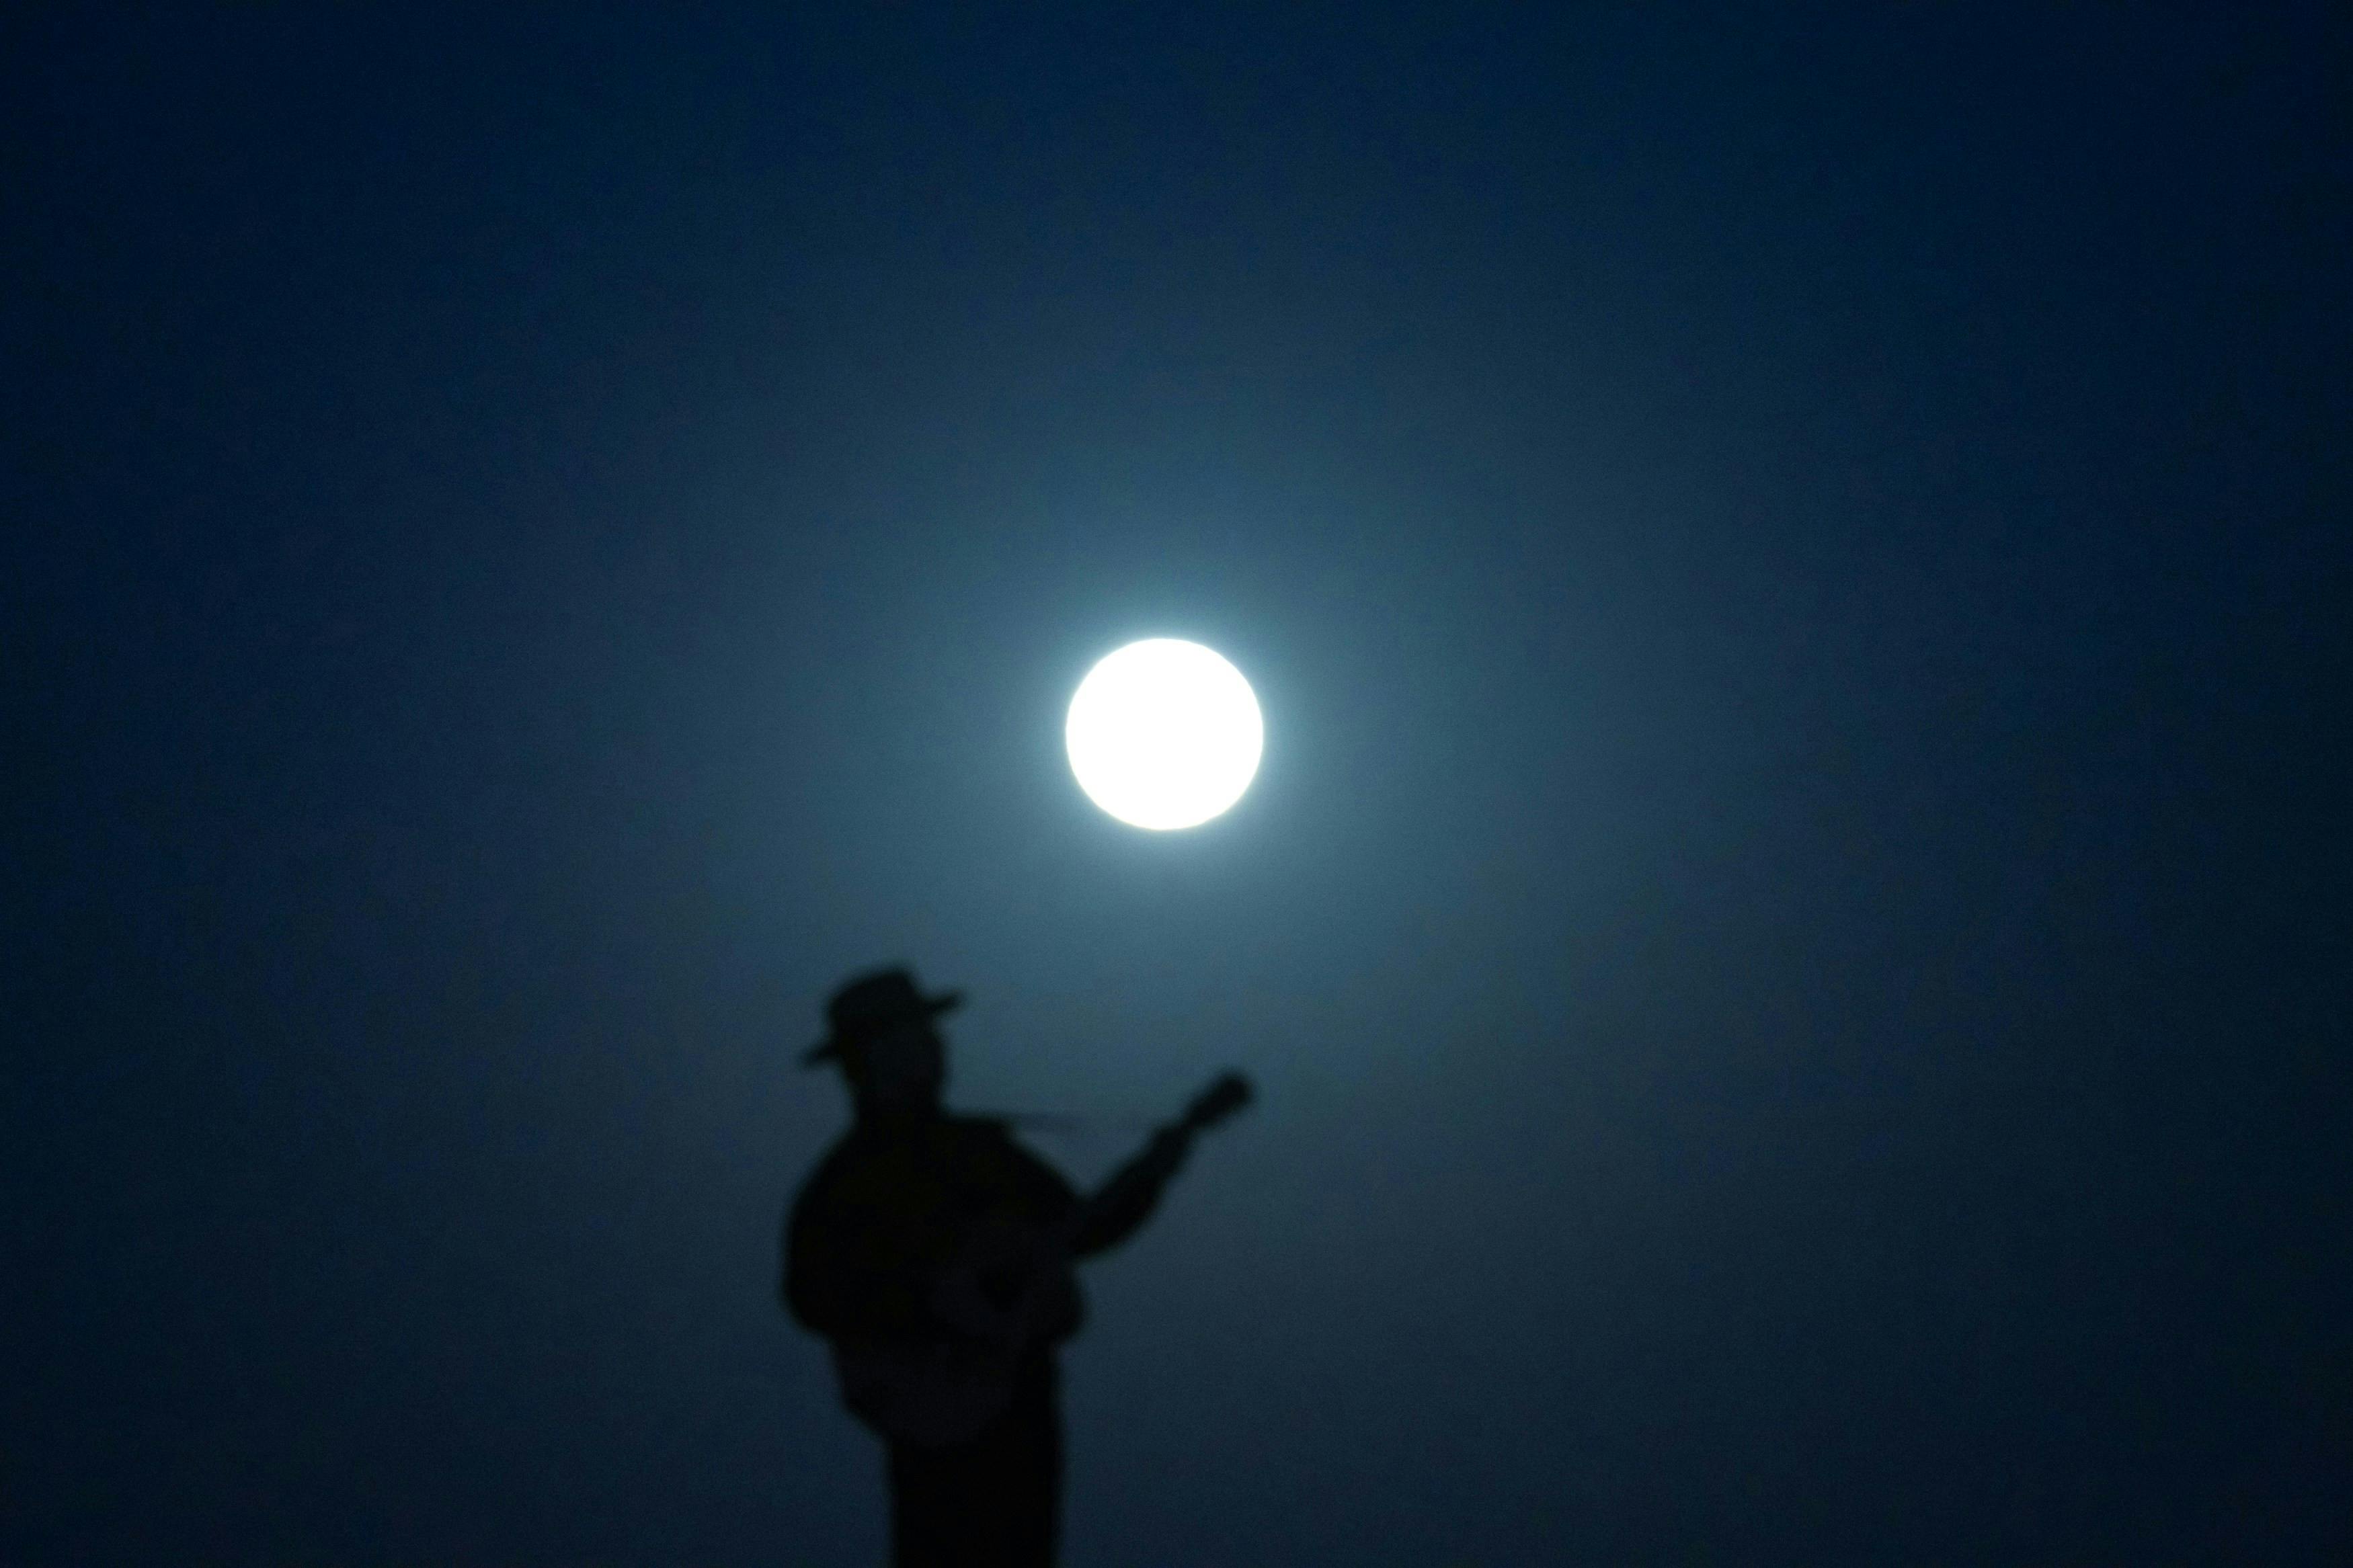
[1066,638,1263,830]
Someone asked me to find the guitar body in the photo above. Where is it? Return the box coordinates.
[830,1334,1035,1448]
[826,1073,1252,1448]
[835,1205,1082,1447]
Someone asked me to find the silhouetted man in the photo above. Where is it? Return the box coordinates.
[782,966,1248,1567]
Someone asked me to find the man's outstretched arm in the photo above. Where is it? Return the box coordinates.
[1070,1124,1193,1257]
[1067,1071,1251,1258]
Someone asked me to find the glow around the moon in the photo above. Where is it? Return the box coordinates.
[1066,638,1264,829]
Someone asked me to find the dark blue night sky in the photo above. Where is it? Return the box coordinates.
[6,7,2348,1563]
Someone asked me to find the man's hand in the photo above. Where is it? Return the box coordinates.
[1180,1071,1254,1134]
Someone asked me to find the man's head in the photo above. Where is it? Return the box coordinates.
[803,966,959,1116]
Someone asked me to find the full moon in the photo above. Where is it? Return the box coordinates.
[1066,638,1264,830]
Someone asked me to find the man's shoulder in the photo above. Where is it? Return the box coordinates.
[796,1114,1015,1192]
[943,1114,1078,1208]
[799,1110,1068,1186]
[941,1110,1021,1147]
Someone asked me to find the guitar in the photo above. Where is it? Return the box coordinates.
[830,1071,1253,1447]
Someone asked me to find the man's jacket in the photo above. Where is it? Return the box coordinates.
[783,1112,1092,1346]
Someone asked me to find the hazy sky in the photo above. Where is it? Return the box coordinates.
[6,7,2347,1563]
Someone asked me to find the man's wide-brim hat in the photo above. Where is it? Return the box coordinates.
[802,966,962,1067]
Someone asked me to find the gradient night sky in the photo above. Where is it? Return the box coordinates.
[6,7,2348,1563]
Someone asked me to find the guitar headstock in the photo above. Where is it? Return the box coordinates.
[1181,1071,1254,1133]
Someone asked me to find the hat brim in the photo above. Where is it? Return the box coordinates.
[801,989,963,1067]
